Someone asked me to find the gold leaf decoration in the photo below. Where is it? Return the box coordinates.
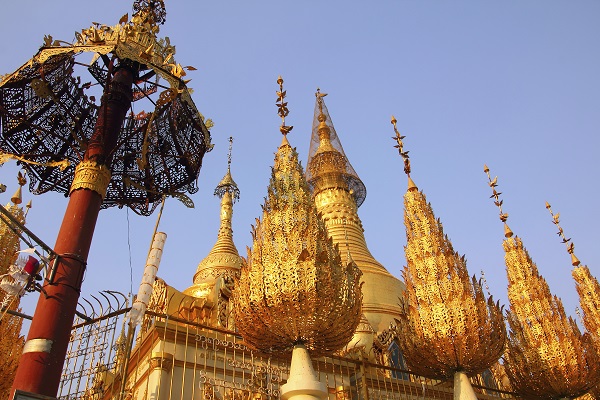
[485,169,600,399]
[396,184,506,379]
[233,136,362,357]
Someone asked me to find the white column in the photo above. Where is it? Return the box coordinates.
[453,371,478,400]
[281,344,327,400]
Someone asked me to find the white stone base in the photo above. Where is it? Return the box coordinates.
[281,344,327,400]
[454,371,478,400]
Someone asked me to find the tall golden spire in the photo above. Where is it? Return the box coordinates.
[485,166,599,399]
[184,138,242,299]
[305,90,403,334]
[394,123,505,383]
[233,77,362,356]
[546,202,600,346]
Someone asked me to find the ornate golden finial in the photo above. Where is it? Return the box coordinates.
[484,170,599,399]
[316,88,327,116]
[546,202,579,266]
[484,165,512,238]
[546,202,600,348]
[10,172,26,205]
[214,137,240,202]
[233,113,362,356]
[132,0,167,26]
[276,76,293,136]
[391,116,410,175]
[391,116,417,191]
[395,155,506,384]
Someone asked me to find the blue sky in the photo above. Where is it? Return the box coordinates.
[0,1,598,326]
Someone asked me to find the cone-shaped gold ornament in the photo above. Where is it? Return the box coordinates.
[233,78,362,357]
[394,122,506,380]
[547,203,600,350]
[486,169,599,399]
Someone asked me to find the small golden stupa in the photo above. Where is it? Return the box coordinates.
[184,137,242,329]
[485,166,599,399]
[233,77,362,357]
[393,120,506,394]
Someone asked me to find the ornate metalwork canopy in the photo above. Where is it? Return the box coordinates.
[0,0,212,215]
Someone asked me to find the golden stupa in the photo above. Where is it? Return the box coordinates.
[233,77,362,357]
[305,90,404,335]
[394,120,506,386]
[485,166,599,399]
[183,137,242,329]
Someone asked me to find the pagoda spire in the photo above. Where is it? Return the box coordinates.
[546,202,600,348]
[394,124,505,397]
[184,137,242,302]
[233,76,362,358]
[484,166,599,399]
[305,90,404,334]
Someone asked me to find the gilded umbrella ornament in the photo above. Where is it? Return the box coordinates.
[393,119,506,400]
[233,77,362,400]
[485,166,599,399]
[1,1,212,395]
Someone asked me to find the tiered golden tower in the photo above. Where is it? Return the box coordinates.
[393,121,506,392]
[184,137,242,329]
[485,167,599,399]
[305,91,404,335]
[233,77,362,357]
[547,203,600,349]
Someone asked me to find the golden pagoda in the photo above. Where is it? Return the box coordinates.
[393,119,506,398]
[546,203,600,350]
[183,136,242,330]
[485,166,599,399]
[305,90,404,336]
[233,77,362,357]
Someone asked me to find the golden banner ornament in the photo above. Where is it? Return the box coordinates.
[70,161,111,200]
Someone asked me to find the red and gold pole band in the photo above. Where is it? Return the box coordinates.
[70,161,111,200]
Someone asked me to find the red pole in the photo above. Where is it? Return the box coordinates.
[10,64,134,398]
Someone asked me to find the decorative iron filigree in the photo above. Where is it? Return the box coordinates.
[0,4,212,215]
[394,130,506,381]
[485,166,600,399]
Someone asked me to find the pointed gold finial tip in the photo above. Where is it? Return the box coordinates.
[571,253,581,267]
[11,186,22,205]
[545,201,551,209]
[483,164,489,173]
[407,176,418,191]
[391,115,397,125]
[503,222,513,238]
[26,200,32,208]
[277,75,283,85]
